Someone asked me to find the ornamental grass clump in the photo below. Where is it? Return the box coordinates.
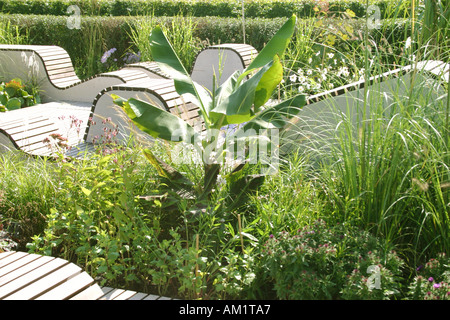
[261,219,405,300]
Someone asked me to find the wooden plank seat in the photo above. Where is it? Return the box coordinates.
[0,45,152,103]
[124,43,258,93]
[64,77,201,158]
[281,59,449,154]
[0,251,175,300]
[0,101,92,156]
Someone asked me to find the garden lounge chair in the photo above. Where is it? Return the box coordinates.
[281,59,449,153]
[0,44,152,103]
[0,44,258,157]
[0,251,175,300]
[122,43,258,92]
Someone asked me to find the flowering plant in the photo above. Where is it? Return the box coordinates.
[100,48,142,72]
[406,253,450,300]
[261,219,405,300]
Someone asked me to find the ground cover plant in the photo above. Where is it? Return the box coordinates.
[0,1,449,300]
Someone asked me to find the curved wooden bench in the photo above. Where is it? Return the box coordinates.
[0,45,151,103]
[0,251,175,300]
[0,101,92,156]
[281,59,449,154]
[75,77,200,153]
[0,250,104,300]
[123,43,258,93]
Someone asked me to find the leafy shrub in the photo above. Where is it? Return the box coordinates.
[0,0,407,19]
[0,78,40,111]
[261,219,405,299]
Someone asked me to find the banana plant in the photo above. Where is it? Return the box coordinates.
[113,15,306,207]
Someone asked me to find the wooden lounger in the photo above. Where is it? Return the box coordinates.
[0,251,175,300]
[65,77,199,158]
[0,45,151,103]
[123,43,258,92]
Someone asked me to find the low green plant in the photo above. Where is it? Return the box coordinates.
[261,219,405,300]
[0,78,40,112]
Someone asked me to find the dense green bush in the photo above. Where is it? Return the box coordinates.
[260,219,405,300]
[0,0,407,19]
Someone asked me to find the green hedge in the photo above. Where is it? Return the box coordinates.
[0,0,409,19]
[0,13,410,78]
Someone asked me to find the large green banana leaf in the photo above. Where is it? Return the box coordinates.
[112,94,196,143]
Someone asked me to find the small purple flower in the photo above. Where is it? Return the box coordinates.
[433,283,441,289]
[428,277,434,282]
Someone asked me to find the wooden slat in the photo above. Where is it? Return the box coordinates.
[0,258,69,299]
[3,262,81,300]
[0,253,42,279]
[0,256,56,288]
[99,287,124,300]
[35,271,95,300]
[70,284,106,300]
[0,252,29,268]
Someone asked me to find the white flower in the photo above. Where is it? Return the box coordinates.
[308,57,313,64]
[289,74,297,82]
[298,86,304,92]
[337,66,350,78]
[327,52,334,59]
[306,69,313,76]
[405,37,412,50]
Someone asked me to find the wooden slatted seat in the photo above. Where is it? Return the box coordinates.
[0,102,92,156]
[0,45,151,103]
[124,43,258,93]
[0,251,104,300]
[0,251,175,300]
[80,78,200,149]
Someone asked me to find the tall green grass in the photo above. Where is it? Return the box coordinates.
[128,13,204,73]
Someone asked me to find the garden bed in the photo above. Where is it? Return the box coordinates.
[0,1,449,300]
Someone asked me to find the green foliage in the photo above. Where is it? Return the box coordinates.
[0,0,407,19]
[113,15,306,208]
[0,18,28,44]
[0,78,40,112]
[261,219,405,300]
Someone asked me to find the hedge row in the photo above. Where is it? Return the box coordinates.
[0,0,409,19]
[0,14,411,77]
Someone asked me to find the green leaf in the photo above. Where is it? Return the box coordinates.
[210,61,274,126]
[4,87,16,98]
[6,97,21,110]
[143,148,195,199]
[0,92,7,105]
[245,15,297,72]
[112,94,197,143]
[254,55,283,110]
[149,26,212,119]
[81,186,92,197]
[238,94,307,132]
